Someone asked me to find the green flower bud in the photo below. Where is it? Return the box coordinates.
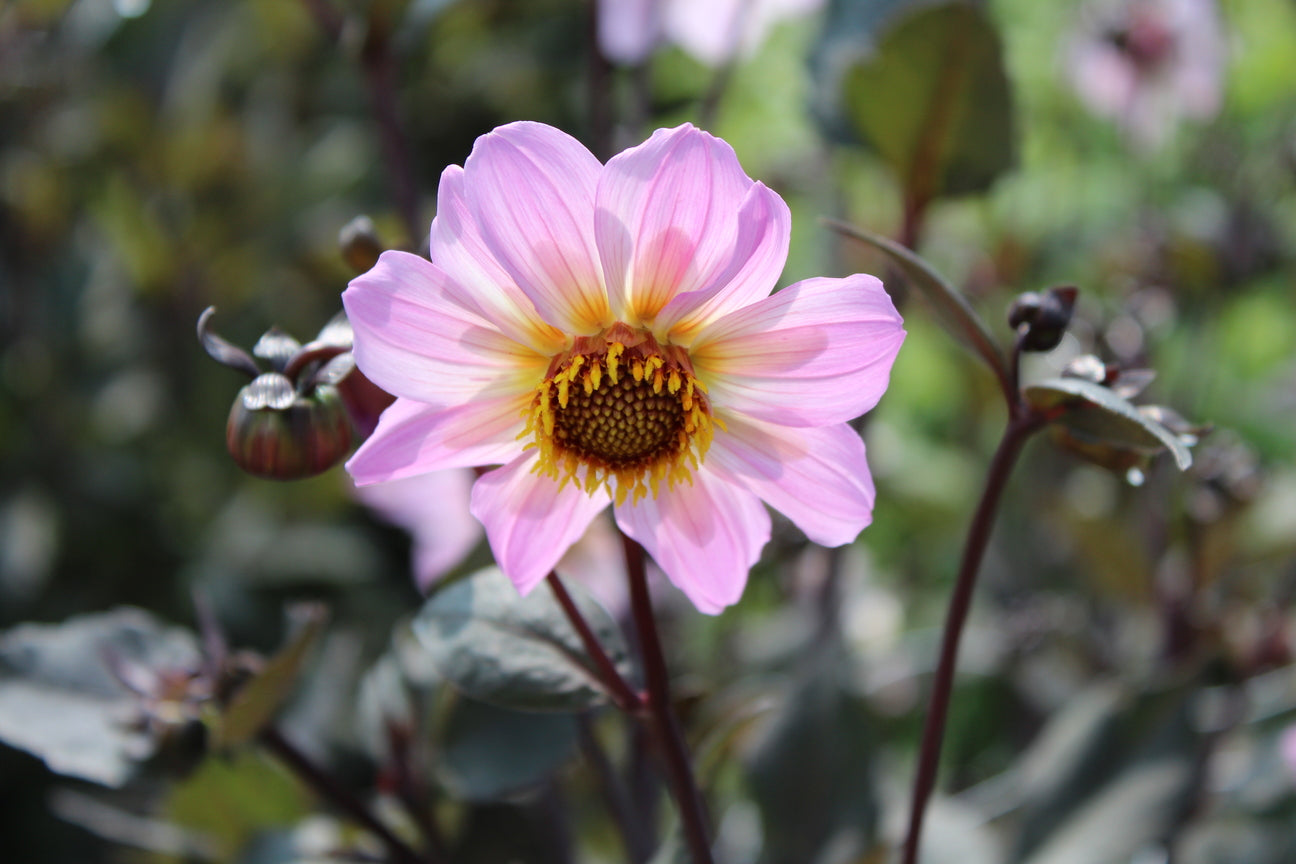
[225,373,353,480]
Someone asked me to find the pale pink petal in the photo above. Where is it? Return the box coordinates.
[597,0,661,64]
[662,0,745,66]
[346,396,527,485]
[707,417,874,547]
[690,274,905,427]
[429,166,568,355]
[349,469,482,592]
[343,250,548,406]
[656,181,790,343]
[465,122,611,335]
[470,455,611,596]
[554,515,629,616]
[594,125,756,324]
[662,0,824,66]
[615,468,770,614]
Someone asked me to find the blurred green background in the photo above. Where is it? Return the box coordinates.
[3,0,1296,861]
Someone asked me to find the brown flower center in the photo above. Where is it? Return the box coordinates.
[523,324,714,503]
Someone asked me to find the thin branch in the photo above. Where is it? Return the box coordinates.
[547,573,644,714]
[260,726,430,864]
[622,534,715,864]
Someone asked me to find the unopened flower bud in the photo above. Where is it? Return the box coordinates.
[339,215,385,275]
[225,373,353,480]
[1011,285,1078,352]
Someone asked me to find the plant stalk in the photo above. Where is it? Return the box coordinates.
[260,726,431,864]
[622,534,715,864]
[547,573,644,713]
[899,411,1040,864]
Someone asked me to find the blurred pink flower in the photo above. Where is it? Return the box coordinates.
[1067,0,1225,149]
[343,122,904,613]
[350,469,482,593]
[598,0,824,67]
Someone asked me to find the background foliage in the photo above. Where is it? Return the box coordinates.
[2,0,1296,861]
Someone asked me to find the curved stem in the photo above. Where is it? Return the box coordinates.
[900,411,1042,864]
[546,573,644,713]
[621,534,715,864]
[260,726,431,864]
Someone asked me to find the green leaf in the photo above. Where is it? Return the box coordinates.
[216,604,327,750]
[824,217,1008,385]
[1007,684,1200,863]
[411,567,635,712]
[746,655,879,864]
[841,2,1016,204]
[164,749,309,861]
[1019,761,1192,864]
[1024,378,1194,471]
[0,607,200,787]
[809,0,924,143]
[435,695,578,802]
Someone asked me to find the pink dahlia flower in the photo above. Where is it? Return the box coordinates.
[343,122,904,613]
[1067,0,1224,149]
[598,0,824,67]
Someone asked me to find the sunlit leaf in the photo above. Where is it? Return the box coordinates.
[411,568,635,712]
[0,608,200,787]
[1025,377,1194,470]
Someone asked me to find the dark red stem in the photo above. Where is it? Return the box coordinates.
[622,534,715,864]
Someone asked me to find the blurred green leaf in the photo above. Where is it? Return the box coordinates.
[216,605,327,750]
[165,749,309,862]
[809,0,928,142]
[435,695,578,802]
[825,217,1008,385]
[841,2,1016,205]
[1008,684,1200,862]
[1019,761,1191,864]
[1025,378,1194,471]
[746,656,879,864]
[0,607,200,787]
[411,567,635,713]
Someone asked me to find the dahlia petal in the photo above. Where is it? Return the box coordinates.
[691,274,905,427]
[429,166,567,354]
[346,396,527,485]
[470,455,611,596]
[615,469,770,614]
[343,250,548,406]
[655,181,790,342]
[708,417,874,547]
[595,125,756,324]
[465,122,611,335]
[349,469,482,592]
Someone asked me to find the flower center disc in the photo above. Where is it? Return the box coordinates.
[524,327,714,504]
[554,366,682,467]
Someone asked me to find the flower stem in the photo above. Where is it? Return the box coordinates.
[260,726,431,864]
[578,714,654,864]
[547,573,644,713]
[621,534,715,864]
[900,411,1041,864]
